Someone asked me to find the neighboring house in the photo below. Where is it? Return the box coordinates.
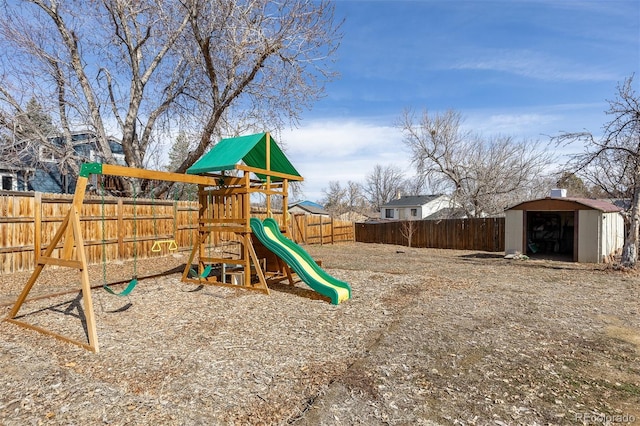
[380,194,453,220]
[423,207,467,220]
[8,131,125,194]
[289,200,330,217]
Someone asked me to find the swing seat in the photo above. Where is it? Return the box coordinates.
[103,277,139,297]
[189,265,213,278]
[151,239,178,252]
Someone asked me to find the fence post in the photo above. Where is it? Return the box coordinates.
[34,192,42,265]
[330,218,334,244]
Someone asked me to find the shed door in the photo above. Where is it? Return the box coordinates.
[525,210,577,261]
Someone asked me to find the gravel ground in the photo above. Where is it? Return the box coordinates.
[1,242,639,425]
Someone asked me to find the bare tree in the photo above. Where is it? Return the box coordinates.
[345,181,367,212]
[400,218,417,248]
[403,173,430,196]
[363,164,406,211]
[321,180,367,217]
[554,75,640,267]
[0,0,191,186]
[0,0,341,197]
[159,0,341,197]
[398,109,554,217]
[322,180,347,216]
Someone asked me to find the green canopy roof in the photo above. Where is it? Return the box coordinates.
[186,132,302,181]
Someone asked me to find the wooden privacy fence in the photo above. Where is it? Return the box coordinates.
[0,191,355,274]
[355,218,505,252]
[288,213,354,245]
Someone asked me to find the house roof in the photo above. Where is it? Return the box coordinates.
[289,203,329,215]
[424,207,467,220]
[507,197,622,213]
[290,200,324,209]
[186,132,302,182]
[0,162,19,171]
[382,194,444,208]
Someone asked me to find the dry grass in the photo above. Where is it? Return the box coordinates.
[1,243,639,425]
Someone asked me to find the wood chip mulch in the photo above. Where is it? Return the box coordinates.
[1,243,639,425]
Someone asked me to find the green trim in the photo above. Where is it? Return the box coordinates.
[79,162,103,177]
[187,133,301,180]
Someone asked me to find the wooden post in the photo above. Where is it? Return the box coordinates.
[70,204,99,351]
[330,218,335,245]
[61,175,88,258]
[265,132,271,216]
[34,192,41,266]
[117,198,124,260]
[282,179,289,234]
[198,185,207,276]
[243,172,251,287]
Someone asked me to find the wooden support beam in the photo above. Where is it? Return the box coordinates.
[235,164,304,182]
[70,204,98,351]
[37,256,83,269]
[100,164,219,186]
[7,210,72,319]
[5,319,96,352]
[5,204,99,352]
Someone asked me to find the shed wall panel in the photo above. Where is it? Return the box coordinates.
[577,210,600,263]
[601,212,624,261]
[504,210,524,254]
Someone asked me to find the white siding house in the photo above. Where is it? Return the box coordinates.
[380,194,453,220]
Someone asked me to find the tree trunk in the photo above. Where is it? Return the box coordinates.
[621,181,640,268]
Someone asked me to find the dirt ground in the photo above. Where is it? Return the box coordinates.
[0,242,639,425]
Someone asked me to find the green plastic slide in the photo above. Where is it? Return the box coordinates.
[250,218,351,305]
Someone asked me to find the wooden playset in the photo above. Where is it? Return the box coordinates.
[4,132,316,352]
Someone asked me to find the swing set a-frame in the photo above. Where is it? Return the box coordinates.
[4,132,303,353]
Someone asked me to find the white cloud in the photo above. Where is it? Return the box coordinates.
[453,49,616,82]
[467,113,562,137]
[463,102,607,140]
[279,120,414,202]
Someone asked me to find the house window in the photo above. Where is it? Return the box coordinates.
[410,208,418,217]
[385,209,394,219]
[1,174,15,191]
[39,146,57,162]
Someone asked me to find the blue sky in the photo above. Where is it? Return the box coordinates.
[281,0,640,202]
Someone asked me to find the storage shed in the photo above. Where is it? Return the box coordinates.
[505,197,624,263]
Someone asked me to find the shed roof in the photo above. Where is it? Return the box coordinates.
[186,132,302,182]
[507,197,621,213]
